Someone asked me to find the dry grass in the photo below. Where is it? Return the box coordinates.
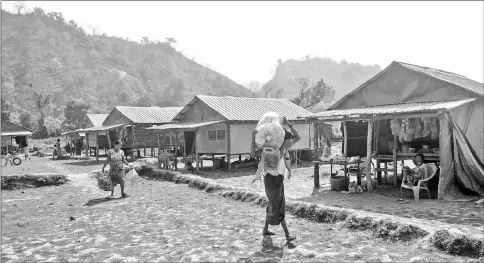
[2,168,477,263]
[1,173,68,190]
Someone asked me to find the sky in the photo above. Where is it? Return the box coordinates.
[2,1,483,85]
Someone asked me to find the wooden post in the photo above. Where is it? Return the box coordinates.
[86,133,90,158]
[95,132,99,163]
[131,125,135,160]
[365,120,374,192]
[313,122,319,160]
[313,122,320,192]
[157,133,161,156]
[343,121,348,157]
[393,135,398,186]
[107,130,112,150]
[227,124,231,170]
[174,131,179,171]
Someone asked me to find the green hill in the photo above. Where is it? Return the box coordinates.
[1,8,255,135]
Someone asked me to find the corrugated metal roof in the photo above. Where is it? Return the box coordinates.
[396,61,484,96]
[1,119,33,136]
[77,123,131,133]
[86,114,108,127]
[146,120,225,131]
[177,95,312,121]
[114,106,183,124]
[308,99,475,120]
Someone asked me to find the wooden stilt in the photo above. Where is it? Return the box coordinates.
[226,124,231,170]
[86,133,90,158]
[96,132,99,163]
[212,154,216,171]
[107,130,112,150]
[174,131,179,171]
[365,120,374,192]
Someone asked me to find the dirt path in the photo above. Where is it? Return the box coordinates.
[1,165,478,262]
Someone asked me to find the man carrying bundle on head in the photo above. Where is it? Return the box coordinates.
[250,112,301,243]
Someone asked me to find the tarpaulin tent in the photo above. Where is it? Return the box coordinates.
[303,61,483,201]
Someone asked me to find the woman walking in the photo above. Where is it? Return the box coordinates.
[102,140,130,198]
[56,139,63,159]
[251,117,301,242]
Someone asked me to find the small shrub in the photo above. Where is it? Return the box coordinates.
[431,230,482,258]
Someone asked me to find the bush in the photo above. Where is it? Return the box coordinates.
[431,230,483,258]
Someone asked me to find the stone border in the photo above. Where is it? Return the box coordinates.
[111,164,484,258]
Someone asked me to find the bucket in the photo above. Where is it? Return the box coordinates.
[401,144,410,153]
[330,176,349,191]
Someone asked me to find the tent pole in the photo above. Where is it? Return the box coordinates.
[195,130,199,172]
[343,121,348,157]
[365,120,374,192]
[393,135,398,186]
[375,120,381,185]
[183,132,187,167]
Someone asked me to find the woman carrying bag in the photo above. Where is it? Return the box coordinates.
[102,140,131,198]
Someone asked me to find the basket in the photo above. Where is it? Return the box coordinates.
[97,175,113,191]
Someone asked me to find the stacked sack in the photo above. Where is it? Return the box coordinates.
[254,112,285,150]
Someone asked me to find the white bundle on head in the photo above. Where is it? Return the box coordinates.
[256,112,284,130]
[255,112,285,149]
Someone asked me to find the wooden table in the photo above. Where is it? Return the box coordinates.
[312,159,365,189]
[374,153,440,185]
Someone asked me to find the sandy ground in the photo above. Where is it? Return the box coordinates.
[2,159,479,263]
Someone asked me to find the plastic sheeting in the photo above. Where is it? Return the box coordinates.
[438,112,484,201]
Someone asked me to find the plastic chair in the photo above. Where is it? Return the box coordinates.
[400,163,437,202]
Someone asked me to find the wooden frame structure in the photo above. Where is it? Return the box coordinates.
[1,119,33,154]
[303,99,475,193]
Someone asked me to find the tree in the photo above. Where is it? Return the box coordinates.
[63,100,90,131]
[166,37,177,46]
[89,25,99,40]
[290,77,335,110]
[19,112,32,129]
[28,82,53,138]
[274,88,285,99]
[141,36,151,45]
[13,1,28,15]
[1,98,11,121]
[261,84,274,98]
